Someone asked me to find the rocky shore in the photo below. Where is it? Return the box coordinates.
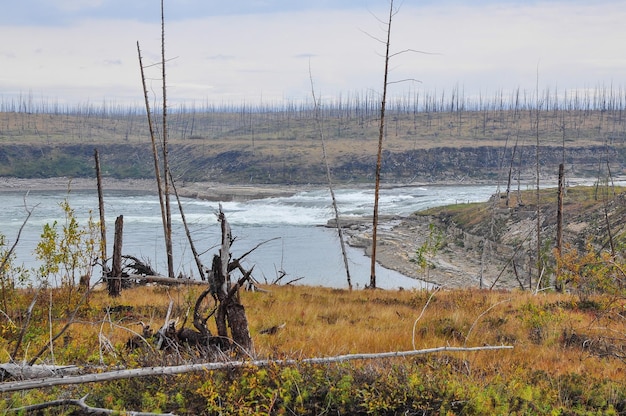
[326,215,508,290]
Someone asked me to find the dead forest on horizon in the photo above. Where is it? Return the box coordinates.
[0,87,625,184]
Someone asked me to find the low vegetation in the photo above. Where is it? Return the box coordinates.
[0,284,624,414]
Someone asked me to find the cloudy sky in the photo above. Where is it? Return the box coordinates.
[1,0,625,108]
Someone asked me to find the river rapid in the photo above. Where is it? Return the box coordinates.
[0,184,500,289]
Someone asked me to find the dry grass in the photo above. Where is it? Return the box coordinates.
[1,283,625,413]
[5,284,622,383]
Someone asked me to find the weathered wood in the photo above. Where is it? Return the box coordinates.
[227,302,253,352]
[113,274,208,286]
[169,172,206,281]
[192,287,214,337]
[137,41,171,281]
[10,394,174,416]
[94,148,108,280]
[218,204,231,292]
[0,363,80,380]
[160,0,175,280]
[212,206,254,354]
[212,254,229,341]
[108,215,123,297]
[0,346,514,393]
[309,72,352,290]
[556,163,565,292]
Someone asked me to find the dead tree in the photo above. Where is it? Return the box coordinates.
[94,148,109,282]
[370,0,395,289]
[309,66,352,290]
[108,215,123,297]
[209,206,254,355]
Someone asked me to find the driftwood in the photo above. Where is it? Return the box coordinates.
[0,346,513,393]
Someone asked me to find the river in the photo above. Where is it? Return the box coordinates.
[0,184,500,289]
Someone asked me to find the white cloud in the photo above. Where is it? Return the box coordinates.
[0,1,624,106]
[56,0,105,12]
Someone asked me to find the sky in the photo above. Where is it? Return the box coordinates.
[1,0,625,108]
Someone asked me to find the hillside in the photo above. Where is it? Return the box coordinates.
[345,185,626,291]
[0,106,624,184]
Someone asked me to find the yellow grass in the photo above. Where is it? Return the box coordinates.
[4,283,622,389]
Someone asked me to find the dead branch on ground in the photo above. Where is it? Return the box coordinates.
[0,345,513,393]
[8,394,175,415]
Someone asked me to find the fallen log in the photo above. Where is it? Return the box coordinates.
[0,345,513,393]
[0,363,80,381]
[120,274,208,286]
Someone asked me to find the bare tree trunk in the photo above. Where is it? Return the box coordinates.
[603,192,616,258]
[94,149,108,278]
[169,172,205,281]
[534,67,542,290]
[108,216,123,297]
[136,42,169,279]
[309,67,352,290]
[213,207,253,354]
[212,254,228,340]
[160,0,174,279]
[371,0,395,289]
[556,163,564,291]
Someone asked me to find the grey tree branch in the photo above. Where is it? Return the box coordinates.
[8,394,175,415]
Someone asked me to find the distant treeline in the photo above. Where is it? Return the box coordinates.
[0,85,624,184]
[3,84,626,115]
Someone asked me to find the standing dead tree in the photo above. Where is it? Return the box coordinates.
[369,0,429,288]
[159,0,174,279]
[108,215,123,297]
[135,0,174,280]
[137,42,170,279]
[210,205,253,355]
[94,149,108,281]
[370,0,395,289]
[309,65,352,290]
